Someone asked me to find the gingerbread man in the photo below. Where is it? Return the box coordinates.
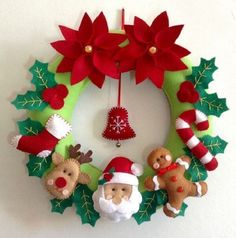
[144,147,207,217]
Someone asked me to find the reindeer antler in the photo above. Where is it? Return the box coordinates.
[79,150,93,164]
[68,144,81,158]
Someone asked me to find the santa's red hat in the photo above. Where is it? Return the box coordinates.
[98,157,143,186]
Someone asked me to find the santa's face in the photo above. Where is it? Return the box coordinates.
[104,183,132,205]
[92,183,142,223]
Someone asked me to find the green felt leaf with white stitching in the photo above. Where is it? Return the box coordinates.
[156,189,168,206]
[73,185,100,227]
[186,58,218,90]
[194,90,228,117]
[11,91,48,111]
[26,154,52,178]
[29,60,57,91]
[17,118,43,135]
[201,135,228,155]
[133,191,157,225]
[50,197,73,214]
[184,148,208,182]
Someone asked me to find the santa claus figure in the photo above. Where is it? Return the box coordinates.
[92,157,143,222]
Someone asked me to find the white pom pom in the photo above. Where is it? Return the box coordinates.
[131,163,143,176]
[11,135,22,148]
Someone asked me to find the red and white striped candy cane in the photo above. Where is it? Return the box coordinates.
[176,109,218,171]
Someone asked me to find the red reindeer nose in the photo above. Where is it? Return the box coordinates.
[55,177,67,188]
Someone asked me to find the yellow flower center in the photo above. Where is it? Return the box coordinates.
[149,46,157,54]
[84,45,93,53]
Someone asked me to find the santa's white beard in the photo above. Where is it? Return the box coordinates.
[92,185,142,223]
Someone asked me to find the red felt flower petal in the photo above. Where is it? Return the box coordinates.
[51,40,81,59]
[50,96,65,110]
[118,58,136,72]
[124,25,136,41]
[151,11,169,33]
[89,69,106,88]
[135,55,155,84]
[155,25,184,49]
[171,44,191,58]
[156,51,187,71]
[57,57,75,72]
[71,55,93,85]
[147,67,165,88]
[93,12,108,37]
[42,88,56,102]
[93,51,119,79]
[55,84,68,98]
[95,33,126,49]
[77,13,93,44]
[115,40,146,61]
[59,25,78,41]
[134,16,153,43]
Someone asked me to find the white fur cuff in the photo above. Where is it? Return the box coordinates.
[153,176,160,191]
[176,158,189,170]
[166,203,180,215]
[45,114,72,139]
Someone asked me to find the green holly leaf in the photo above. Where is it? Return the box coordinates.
[194,90,228,117]
[156,189,168,206]
[29,60,57,92]
[133,191,157,225]
[11,91,48,111]
[26,154,52,178]
[201,135,228,155]
[186,58,218,90]
[73,185,100,227]
[184,148,208,182]
[50,197,73,214]
[17,118,43,136]
[176,203,188,217]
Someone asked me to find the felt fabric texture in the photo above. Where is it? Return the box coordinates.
[51,12,126,88]
[11,114,71,158]
[42,84,68,109]
[45,152,91,200]
[144,147,207,217]
[177,81,199,103]
[102,107,136,141]
[99,157,143,186]
[176,109,218,171]
[115,11,190,88]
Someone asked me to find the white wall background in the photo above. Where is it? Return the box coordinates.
[1,0,236,237]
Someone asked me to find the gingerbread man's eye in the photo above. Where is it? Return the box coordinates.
[156,158,160,162]
[68,173,72,176]
[112,188,116,191]
[122,188,126,191]
[160,155,164,159]
[63,169,67,173]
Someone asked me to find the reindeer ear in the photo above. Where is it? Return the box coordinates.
[52,152,64,165]
[77,172,91,185]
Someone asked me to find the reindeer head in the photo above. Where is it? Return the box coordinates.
[45,144,92,200]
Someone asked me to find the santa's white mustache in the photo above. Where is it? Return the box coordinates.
[98,197,136,214]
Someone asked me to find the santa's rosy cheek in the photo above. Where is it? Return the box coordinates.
[153,162,160,169]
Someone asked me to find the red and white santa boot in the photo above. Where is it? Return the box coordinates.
[11,114,72,158]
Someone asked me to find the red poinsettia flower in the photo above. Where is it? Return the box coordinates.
[116,11,190,88]
[51,12,126,88]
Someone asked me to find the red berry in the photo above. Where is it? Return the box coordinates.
[42,88,56,102]
[50,96,64,110]
[104,173,113,181]
[177,81,200,103]
[55,84,68,98]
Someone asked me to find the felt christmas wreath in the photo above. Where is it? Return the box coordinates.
[11,11,228,226]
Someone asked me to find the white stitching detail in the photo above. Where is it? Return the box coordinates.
[176,158,189,170]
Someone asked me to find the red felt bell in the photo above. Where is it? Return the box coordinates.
[102,107,136,147]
